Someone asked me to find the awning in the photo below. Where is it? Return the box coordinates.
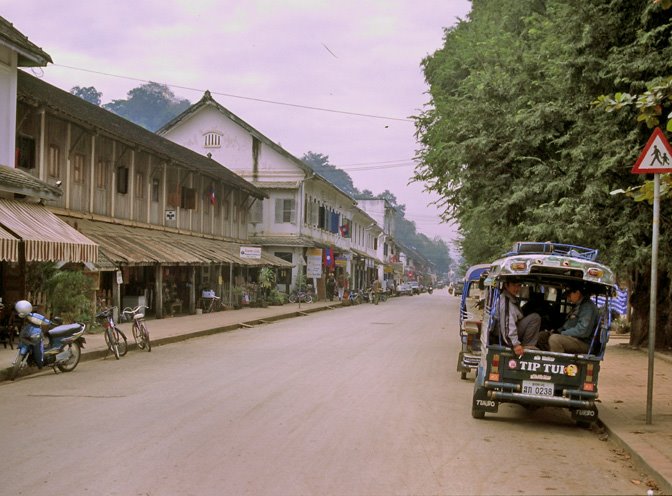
[0,199,97,262]
[0,224,19,262]
[59,217,292,268]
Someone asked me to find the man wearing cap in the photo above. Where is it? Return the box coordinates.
[548,285,599,354]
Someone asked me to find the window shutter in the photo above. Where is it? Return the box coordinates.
[275,198,283,223]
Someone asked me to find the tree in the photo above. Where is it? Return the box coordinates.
[103,82,191,132]
[302,151,359,196]
[70,86,102,106]
[415,0,672,347]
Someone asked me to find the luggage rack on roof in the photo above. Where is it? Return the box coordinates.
[507,242,599,261]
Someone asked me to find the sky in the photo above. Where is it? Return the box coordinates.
[2,0,472,257]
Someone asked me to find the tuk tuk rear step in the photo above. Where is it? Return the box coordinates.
[490,391,593,408]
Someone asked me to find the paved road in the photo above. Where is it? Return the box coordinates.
[0,293,655,495]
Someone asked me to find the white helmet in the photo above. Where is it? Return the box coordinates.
[15,300,33,318]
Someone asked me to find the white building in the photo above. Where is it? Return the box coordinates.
[158,91,383,296]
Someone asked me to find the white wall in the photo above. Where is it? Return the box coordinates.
[0,47,17,168]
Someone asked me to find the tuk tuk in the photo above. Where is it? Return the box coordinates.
[456,263,490,380]
[471,242,617,426]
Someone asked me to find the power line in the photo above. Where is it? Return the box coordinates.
[53,63,414,122]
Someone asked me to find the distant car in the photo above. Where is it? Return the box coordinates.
[408,281,420,295]
[448,282,463,296]
[396,283,412,296]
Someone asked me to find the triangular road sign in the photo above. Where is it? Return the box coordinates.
[632,127,672,174]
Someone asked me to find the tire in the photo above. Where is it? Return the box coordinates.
[304,295,313,304]
[460,371,468,380]
[116,328,128,357]
[471,406,486,419]
[9,352,25,380]
[56,342,81,372]
[132,323,143,349]
[139,322,151,352]
[105,328,120,360]
[288,294,297,303]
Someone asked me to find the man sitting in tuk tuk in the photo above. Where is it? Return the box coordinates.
[544,284,599,354]
[498,280,541,357]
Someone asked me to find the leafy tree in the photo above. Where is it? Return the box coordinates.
[415,0,672,347]
[103,82,191,132]
[302,151,359,196]
[70,86,102,106]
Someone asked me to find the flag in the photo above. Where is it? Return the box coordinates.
[339,224,349,237]
[324,246,335,269]
[208,184,216,205]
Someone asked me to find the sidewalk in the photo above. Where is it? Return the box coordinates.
[1,306,671,493]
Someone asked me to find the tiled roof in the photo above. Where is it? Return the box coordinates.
[0,16,52,67]
[17,71,266,200]
[0,164,62,200]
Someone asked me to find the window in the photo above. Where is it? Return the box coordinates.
[204,132,221,148]
[275,198,296,224]
[16,135,36,169]
[135,172,145,199]
[48,145,60,177]
[181,187,196,209]
[73,153,85,184]
[97,160,109,189]
[117,166,129,194]
[152,178,160,202]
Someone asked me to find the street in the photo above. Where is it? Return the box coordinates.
[0,292,654,496]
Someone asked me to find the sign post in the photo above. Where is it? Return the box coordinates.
[631,127,672,424]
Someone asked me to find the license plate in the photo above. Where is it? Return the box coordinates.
[522,380,554,397]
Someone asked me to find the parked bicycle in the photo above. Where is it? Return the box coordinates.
[122,305,151,352]
[201,295,223,313]
[95,307,128,360]
[288,290,313,304]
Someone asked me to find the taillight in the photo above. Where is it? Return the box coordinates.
[583,363,595,391]
[489,353,500,381]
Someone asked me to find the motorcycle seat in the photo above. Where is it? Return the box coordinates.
[48,323,81,338]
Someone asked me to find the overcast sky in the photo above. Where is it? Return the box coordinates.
[2,0,472,254]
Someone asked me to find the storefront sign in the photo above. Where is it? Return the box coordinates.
[307,248,323,278]
[240,246,262,259]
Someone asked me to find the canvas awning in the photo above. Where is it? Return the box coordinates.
[0,199,97,262]
[59,217,292,268]
[0,224,19,262]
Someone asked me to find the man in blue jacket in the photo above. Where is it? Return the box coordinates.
[548,284,598,354]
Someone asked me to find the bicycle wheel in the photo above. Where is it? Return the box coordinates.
[115,328,128,357]
[105,328,120,360]
[139,322,151,352]
[132,322,145,349]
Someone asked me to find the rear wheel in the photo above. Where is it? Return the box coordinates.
[138,322,151,352]
[105,328,120,359]
[116,328,128,357]
[56,342,81,372]
[471,406,486,419]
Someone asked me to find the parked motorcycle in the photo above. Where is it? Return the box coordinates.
[9,300,86,381]
[428,285,434,294]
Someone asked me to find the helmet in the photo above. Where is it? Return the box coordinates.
[15,300,33,318]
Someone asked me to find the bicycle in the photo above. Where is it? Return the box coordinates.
[288,290,313,304]
[95,307,128,360]
[122,305,151,352]
[201,295,223,313]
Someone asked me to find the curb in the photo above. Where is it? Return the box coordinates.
[0,302,341,383]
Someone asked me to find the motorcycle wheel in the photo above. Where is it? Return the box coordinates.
[56,342,81,372]
[115,328,128,357]
[305,295,313,303]
[105,328,120,359]
[288,294,297,303]
[9,352,26,381]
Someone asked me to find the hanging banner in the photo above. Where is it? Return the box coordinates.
[306,248,323,278]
